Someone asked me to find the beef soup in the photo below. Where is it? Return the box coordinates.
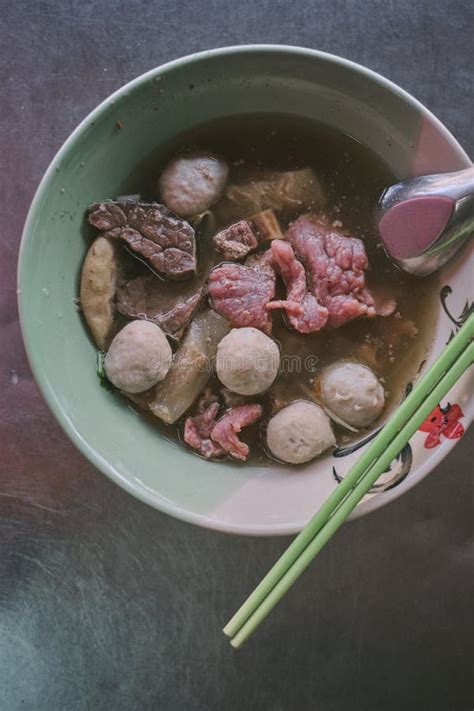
[80,114,438,466]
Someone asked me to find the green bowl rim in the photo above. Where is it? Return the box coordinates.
[17,44,471,535]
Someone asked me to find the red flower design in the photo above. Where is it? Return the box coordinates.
[418,403,465,448]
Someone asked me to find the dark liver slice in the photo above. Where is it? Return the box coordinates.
[88,201,196,279]
[116,275,203,340]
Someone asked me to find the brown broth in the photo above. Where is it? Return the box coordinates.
[118,114,439,464]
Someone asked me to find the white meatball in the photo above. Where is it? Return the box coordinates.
[319,362,385,428]
[216,327,280,396]
[105,320,172,393]
[159,153,229,217]
[267,401,335,464]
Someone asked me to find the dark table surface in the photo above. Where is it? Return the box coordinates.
[1,2,473,710]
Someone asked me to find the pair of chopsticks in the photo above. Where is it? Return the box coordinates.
[224,312,474,648]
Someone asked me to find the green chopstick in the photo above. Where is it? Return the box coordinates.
[225,313,474,647]
[229,341,473,648]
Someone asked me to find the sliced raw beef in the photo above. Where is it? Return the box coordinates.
[183,402,226,459]
[286,216,386,328]
[89,201,196,279]
[210,404,263,461]
[266,240,329,332]
[207,259,276,334]
[116,275,203,340]
[213,220,258,260]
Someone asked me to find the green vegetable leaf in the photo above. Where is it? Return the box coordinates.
[96,351,115,392]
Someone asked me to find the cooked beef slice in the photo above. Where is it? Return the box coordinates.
[88,201,196,279]
[207,260,276,334]
[267,240,329,332]
[213,220,258,260]
[210,403,263,461]
[286,216,384,328]
[183,402,226,459]
[116,275,203,339]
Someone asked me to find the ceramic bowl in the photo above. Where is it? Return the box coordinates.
[18,46,473,535]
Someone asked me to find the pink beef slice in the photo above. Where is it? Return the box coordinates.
[184,402,226,459]
[88,201,196,279]
[207,259,276,334]
[213,220,258,260]
[210,404,263,461]
[116,275,203,340]
[267,240,329,333]
[286,216,383,328]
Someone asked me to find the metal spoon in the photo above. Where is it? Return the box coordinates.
[377,165,474,275]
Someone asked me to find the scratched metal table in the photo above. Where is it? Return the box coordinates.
[1,2,473,710]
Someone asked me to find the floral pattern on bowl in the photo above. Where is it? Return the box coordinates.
[330,273,472,510]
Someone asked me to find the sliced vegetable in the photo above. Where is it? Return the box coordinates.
[189,209,216,237]
[217,168,325,221]
[96,350,115,392]
[250,209,283,241]
[149,309,231,424]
